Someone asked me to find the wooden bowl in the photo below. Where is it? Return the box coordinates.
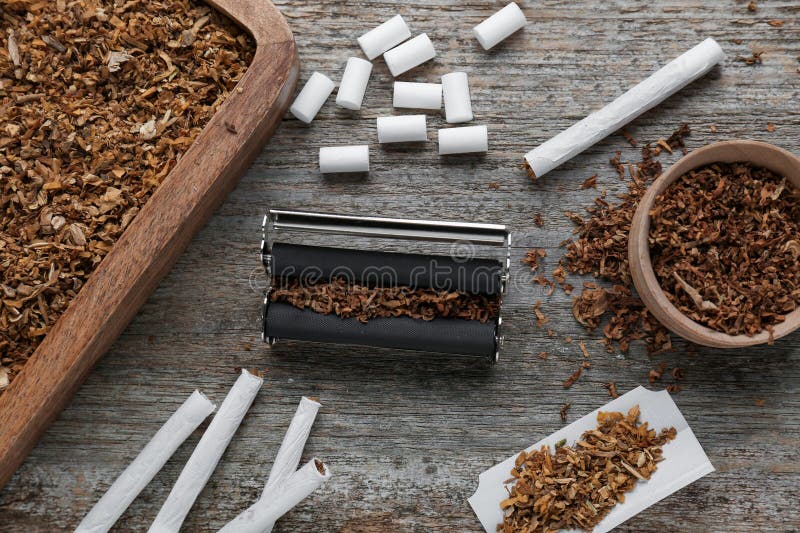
[629,140,800,348]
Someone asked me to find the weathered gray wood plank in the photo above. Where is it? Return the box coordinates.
[2,0,800,531]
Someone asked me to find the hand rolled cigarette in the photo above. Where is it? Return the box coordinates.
[336,57,372,110]
[473,2,527,50]
[393,81,442,110]
[263,397,321,492]
[383,34,436,77]
[75,391,215,533]
[289,72,335,124]
[377,115,428,143]
[218,459,331,533]
[319,145,370,173]
[148,370,263,533]
[439,125,488,155]
[523,38,725,179]
[358,14,411,60]
[442,72,473,124]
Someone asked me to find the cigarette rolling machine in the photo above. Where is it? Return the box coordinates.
[261,210,510,362]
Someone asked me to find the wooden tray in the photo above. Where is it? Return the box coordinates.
[0,0,298,489]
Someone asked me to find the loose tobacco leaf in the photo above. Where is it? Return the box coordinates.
[499,405,676,533]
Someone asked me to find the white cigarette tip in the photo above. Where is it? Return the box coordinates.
[191,389,217,412]
[301,396,322,407]
[311,458,331,479]
[240,368,264,385]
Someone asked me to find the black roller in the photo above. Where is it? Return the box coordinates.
[269,243,503,295]
[265,301,497,359]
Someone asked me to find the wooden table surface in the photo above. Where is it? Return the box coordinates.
[2,1,799,531]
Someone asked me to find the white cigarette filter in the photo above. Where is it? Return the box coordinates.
[289,72,335,124]
[473,2,528,50]
[393,81,442,110]
[148,370,263,533]
[319,145,370,173]
[358,14,411,60]
[524,38,725,179]
[439,125,488,155]
[219,459,331,533]
[264,397,322,492]
[336,57,372,110]
[442,72,473,123]
[377,115,428,143]
[383,33,436,77]
[75,391,215,533]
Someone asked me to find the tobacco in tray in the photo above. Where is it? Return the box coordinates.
[0,0,253,393]
[649,162,800,338]
[498,405,676,533]
[270,277,501,323]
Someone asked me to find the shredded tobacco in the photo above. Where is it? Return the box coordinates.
[0,0,253,393]
[499,405,676,533]
[649,162,800,337]
[270,277,500,324]
[559,402,571,422]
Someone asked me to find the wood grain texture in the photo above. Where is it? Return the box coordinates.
[2,0,799,531]
[0,0,298,491]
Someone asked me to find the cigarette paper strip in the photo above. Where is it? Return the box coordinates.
[148,370,263,533]
[319,145,370,173]
[438,125,488,155]
[219,459,331,533]
[383,34,436,77]
[393,81,441,110]
[524,38,725,179]
[263,397,321,492]
[442,72,473,124]
[336,57,372,110]
[357,14,411,60]
[75,391,215,533]
[377,115,428,143]
[469,386,714,533]
[289,72,335,124]
[473,2,527,50]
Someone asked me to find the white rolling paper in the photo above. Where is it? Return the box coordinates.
[218,459,331,533]
[393,81,442,110]
[377,115,428,143]
[383,34,436,77]
[473,2,527,50]
[524,38,725,178]
[319,145,370,173]
[438,125,488,155]
[336,57,372,110]
[442,72,473,123]
[75,391,215,533]
[289,72,335,124]
[148,370,263,533]
[357,14,411,60]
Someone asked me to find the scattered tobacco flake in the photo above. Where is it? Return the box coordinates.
[578,341,590,358]
[559,402,571,422]
[522,249,547,274]
[666,384,681,394]
[767,122,775,132]
[533,300,549,327]
[581,175,597,189]
[621,128,638,147]
[499,405,676,533]
[604,381,620,399]
[563,367,583,388]
[754,398,766,407]
[533,213,544,227]
[488,182,501,190]
[767,19,784,27]
[538,351,549,360]
[671,367,685,381]
[552,262,566,284]
[581,360,591,369]
[650,162,800,336]
[737,47,764,65]
[710,124,718,133]
[0,0,253,394]
[270,277,500,323]
[747,0,757,11]
[649,362,667,383]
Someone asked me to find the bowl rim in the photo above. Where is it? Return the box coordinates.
[628,139,800,348]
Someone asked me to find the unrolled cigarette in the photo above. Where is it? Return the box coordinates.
[148,370,262,533]
[263,397,321,492]
[289,72,335,124]
[383,34,436,77]
[336,57,372,110]
[473,2,527,50]
[377,115,428,143]
[75,391,215,533]
[319,145,370,173]
[439,125,488,155]
[442,72,473,124]
[357,14,411,60]
[218,459,331,533]
[524,38,725,179]
[393,81,442,110]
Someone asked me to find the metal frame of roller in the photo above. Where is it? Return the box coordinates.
[260,210,511,362]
